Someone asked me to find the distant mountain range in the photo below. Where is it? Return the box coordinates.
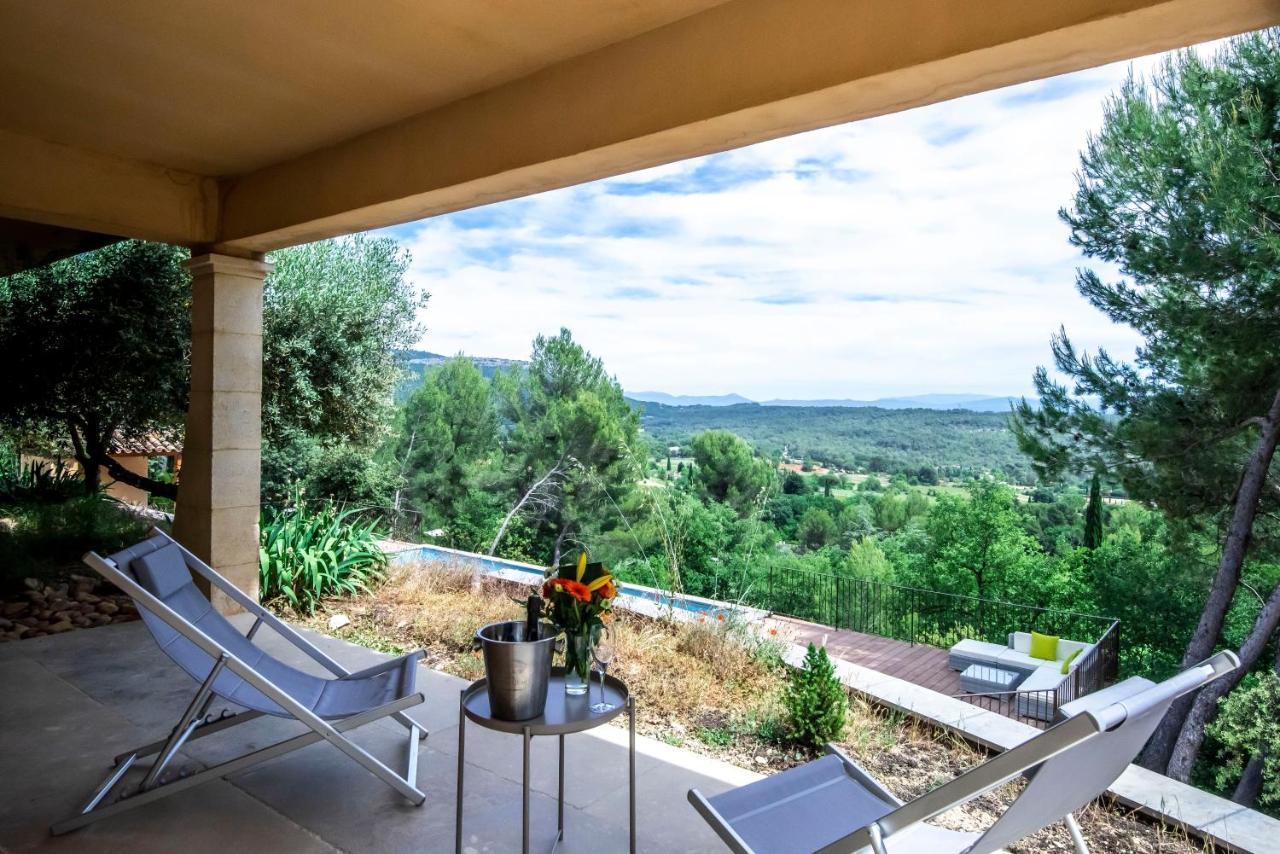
[400,349,525,379]
[400,352,1025,413]
[625,391,1026,413]
[626,391,756,407]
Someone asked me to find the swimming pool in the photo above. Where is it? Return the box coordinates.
[388,542,740,618]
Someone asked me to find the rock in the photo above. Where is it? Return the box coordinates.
[0,617,11,630]
[754,756,769,766]
[12,624,28,637]
[75,592,101,604]
[72,616,91,627]
[23,577,40,591]
[327,613,351,631]
[47,620,74,633]
[1,602,26,616]
[18,616,40,628]
[97,602,119,615]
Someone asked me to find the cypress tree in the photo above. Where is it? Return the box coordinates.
[1083,472,1104,550]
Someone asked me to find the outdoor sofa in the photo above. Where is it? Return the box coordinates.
[949,632,1094,721]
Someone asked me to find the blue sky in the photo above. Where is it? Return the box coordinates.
[377,44,1208,400]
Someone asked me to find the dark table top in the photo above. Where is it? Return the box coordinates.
[462,667,629,735]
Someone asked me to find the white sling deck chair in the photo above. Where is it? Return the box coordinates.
[689,651,1238,854]
[52,528,429,835]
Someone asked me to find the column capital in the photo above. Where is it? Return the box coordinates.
[185,252,273,279]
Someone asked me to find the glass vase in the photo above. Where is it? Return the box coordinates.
[563,630,593,695]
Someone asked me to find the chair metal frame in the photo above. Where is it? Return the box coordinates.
[52,527,429,835]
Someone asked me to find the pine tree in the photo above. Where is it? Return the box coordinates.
[1012,33,1280,778]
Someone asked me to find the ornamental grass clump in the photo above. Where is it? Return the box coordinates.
[259,492,387,614]
[784,643,848,749]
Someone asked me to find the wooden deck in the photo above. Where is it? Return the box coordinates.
[771,615,964,696]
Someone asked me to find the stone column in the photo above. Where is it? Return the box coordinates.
[173,253,271,614]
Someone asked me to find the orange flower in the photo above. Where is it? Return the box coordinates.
[597,581,617,599]
[698,615,706,623]
[768,628,778,636]
[716,614,726,622]
[546,578,591,603]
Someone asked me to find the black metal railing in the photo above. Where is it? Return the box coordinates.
[763,567,1117,652]
[760,565,1121,725]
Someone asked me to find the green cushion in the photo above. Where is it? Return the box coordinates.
[1060,648,1083,674]
[1029,631,1059,662]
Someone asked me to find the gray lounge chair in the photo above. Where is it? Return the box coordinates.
[53,528,428,835]
[689,651,1238,854]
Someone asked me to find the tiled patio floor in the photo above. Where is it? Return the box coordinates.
[0,618,759,853]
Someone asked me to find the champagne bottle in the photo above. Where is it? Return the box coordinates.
[525,594,542,641]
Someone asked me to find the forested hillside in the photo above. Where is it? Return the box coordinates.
[637,402,1029,482]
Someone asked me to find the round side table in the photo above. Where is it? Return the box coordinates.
[455,668,635,854]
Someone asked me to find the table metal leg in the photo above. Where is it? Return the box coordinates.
[455,690,466,854]
[629,697,636,854]
[522,726,532,854]
[558,734,565,842]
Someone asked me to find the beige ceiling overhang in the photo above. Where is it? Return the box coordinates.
[1,0,1276,266]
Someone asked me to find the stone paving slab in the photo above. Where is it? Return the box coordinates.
[0,618,758,853]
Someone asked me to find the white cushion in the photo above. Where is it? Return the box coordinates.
[996,649,1043,673]
[1008,631,1092,665]
[1019,666,1066,692]
[1060,640,1092,659]
[949,639,1006,664]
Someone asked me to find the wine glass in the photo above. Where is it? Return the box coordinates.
[591,628,616,713]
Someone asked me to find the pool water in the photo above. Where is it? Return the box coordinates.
[392,543,727,616]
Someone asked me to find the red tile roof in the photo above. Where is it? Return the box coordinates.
[108,430,182,456]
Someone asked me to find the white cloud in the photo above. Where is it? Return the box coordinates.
[380,43,1218,400]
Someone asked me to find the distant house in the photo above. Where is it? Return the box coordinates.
[779,461,829,476]
[22,430,182,506]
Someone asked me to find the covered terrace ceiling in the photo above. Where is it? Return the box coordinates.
[1,0,1277,271]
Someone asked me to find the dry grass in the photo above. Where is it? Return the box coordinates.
[290,560,1208,854]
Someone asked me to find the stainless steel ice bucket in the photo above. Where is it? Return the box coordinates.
[477,620,557,721]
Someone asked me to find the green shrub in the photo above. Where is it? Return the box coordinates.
[784,643,848,748]
[0,459,87,505]
[1206,672,1280,809]
[259,493,388,614]
[0,494,150,591]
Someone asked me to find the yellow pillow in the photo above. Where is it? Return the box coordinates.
[1060,648,1083,674]
[1029,631,1059,662]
